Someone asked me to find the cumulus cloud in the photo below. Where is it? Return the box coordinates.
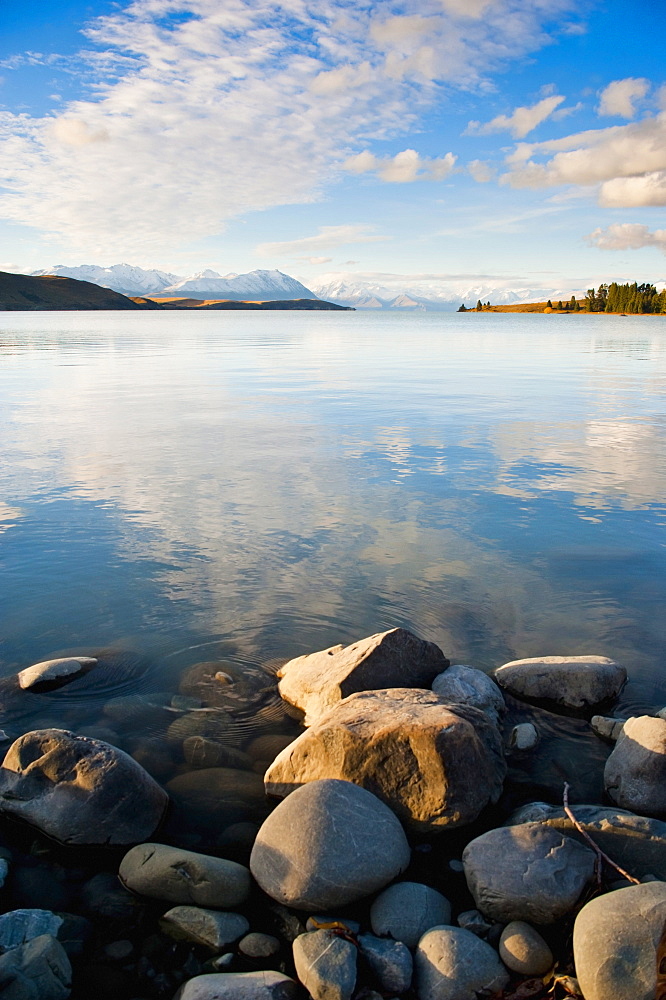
[343,149,456,182]
[468,160,495,183]
[466,94,565,138]
[586,223,666,253]
[256,225,388,258]
[597,77,650,118]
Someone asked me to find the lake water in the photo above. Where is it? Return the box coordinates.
[1,309,665,826]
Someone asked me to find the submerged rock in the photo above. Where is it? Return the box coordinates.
[604,715,666,816]
[119,843,251,908]
[414,926,509,1000]
[250,779,411,910]
[370,882,451,948]
[167,767,268,825]
[494,655,626,712]
[17,656,97,692]
[431,664,505,723]
[277,628,448,725]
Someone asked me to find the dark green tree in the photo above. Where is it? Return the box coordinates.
[476,300,483,311]
[458,303,467,312]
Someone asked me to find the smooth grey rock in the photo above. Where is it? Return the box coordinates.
[456,910,492,938]
[174,971,298,1000]
[0,933,71,1000]
[574,881,666,1000]
[494,655,626,712]
[103,691,173,725]
[508,722,539,750]
[183,737,253,771]
[0,729,168,846]
[160,906,249,951]
[0,909,63,950]
[292,930,356,1000]
[358,934,412,993]
[499,921,553,974]
[238,933,280,958]
[277,628,448,725]
[415,926,509,1000]
[463,822,596,924]
[431,665,505,723]
[119,843,250,908]
[591,715,627,741]
[370,882,451,948]
[265,689,505,833]
[18,656,97,692]
[250,779,410,911]
[605,715,666,816]
[507,801,666,881]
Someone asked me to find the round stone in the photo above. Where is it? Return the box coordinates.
[370,882,452,948]
[499,921,553,974]
[415,926,509,1000]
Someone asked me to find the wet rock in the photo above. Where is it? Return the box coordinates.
[18,656,97,692]
[292,930,356,1000]
[179,661,278,715]
[573,881,666,1000]
[507,801,666,881]
[604,715,666,816]
[415,926,509,1000]
[103,691,173,726]
[76,725,120,745]
[462,823,596,924]
[508,722,539,750]
[370,882,452,948]
[173,970,298,1000]
[431,664,505,723]
[246,735,295,763]
[0,933,71,999]
[160,906,249,951]
[494,655,626,713]
[184,736,253,771]
[0,729,168,846]
[239,933,280,959]
[166,709,243,747]
[499,921,553,975]
[80,872,139,920]
[167,768,268,825]
[0,909,63,950]
[277,628,448,725]
[130,737,176,780]
[358,934,412,993]
[456,910,492,938]
[250,779,411,910]
[265,689,505,833]
[119,843,251,907]
[591,715,626,741]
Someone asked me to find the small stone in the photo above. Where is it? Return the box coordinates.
[18,657,97,692]
[293,930,357,1000]
[119,843,251,908]
[456,910,492,937]
[604,715,666,816]
[172,695,204,710]
[104,940,134,962]
[0,933,71,1000]
[173,971,298,1000]
[499,921,553,974]
[448,860,464,873]
[209,953,235,970]
[238,933,280,959]
[184,736,253,771]
[508,723,539,750]
[370,882,451,948]
[358,934,412,993]
[160,907,249,951]
[432,665,505,723]
[415,926,509,1000]
[591,715,627,741]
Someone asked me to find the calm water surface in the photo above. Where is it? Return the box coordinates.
[1,309,665,820]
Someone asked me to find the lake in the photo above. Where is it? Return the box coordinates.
[1,309,665,822]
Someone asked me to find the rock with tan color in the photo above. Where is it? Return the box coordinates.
[293,930,357,1000]
[174,971,298,1000]
[18,657,97,692]
[160,906,249,950]
[494,655,626,712]
[604,715,666,816]
[277,628,448,724]
[265,689,505,833]
[119,843,250,907]
[415,926,508,1000]
[499,921,553,974]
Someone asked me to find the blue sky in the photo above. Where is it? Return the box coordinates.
[1,0,665,300]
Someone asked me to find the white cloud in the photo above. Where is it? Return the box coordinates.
[298,256,333,264]
[343,149,456,183]
[256,225,388,258]
[49,119,109,146]
[587,223,666,253]
[467,160,495,183]
[599,172,666,207]
[466,95,565,138]
[597,78,650,118]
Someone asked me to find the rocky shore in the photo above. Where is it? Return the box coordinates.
[0,630,663,1000]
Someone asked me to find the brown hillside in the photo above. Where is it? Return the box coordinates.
[142,296,353,311]
[0,271,158,311]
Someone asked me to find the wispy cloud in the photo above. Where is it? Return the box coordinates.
[343,149,456,183]
[256,225,388,258]
[466,95,565,138]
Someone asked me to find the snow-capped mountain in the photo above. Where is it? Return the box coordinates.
[162,268,316,300]
[31,263,180,295]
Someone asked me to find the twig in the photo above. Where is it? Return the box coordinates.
[563,782,640,885]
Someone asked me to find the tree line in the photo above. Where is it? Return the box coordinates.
[458,282,666,314]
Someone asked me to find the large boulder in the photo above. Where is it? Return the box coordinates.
[265,689,504,833]
[573,882,666,1000]
[494,655,626,712]
[370,882,451,948]
[414,926,509,1000]
[604,716,666,816]
[462,823,596,924]
[250,779,411,911]
[174,971,298,1000]
[0,729,168,846]
[431,665,505,724]
[119,843,250,907]
[292,930,357,1000]
[277,629,448,724]
[0,933,71,1000]
[507,801,666,881]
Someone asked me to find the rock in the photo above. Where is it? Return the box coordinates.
[250,779,411,910]
[246,736,295,763]
[173,971,298,1000]
[415,926,509,1000]
[80,872,139,920]
[0,933,71,1000]
[238,933,280,959]
[265,689,505,833]
[370,883,452,948]
[358,934,412,993]
[456,910,492,938]
[277,628,449,725]
[604,716,666,816]
[103,691,174,726]
[216,822,259,862]
[591,715,626,741]
[431,665,505,723]
[131,738,176,780]
[103,939,134,961]
[0,909,63,950]
[507,801,666,881]
[462,823,596,924]
[0,729,168,846]
[494,655,626,712]
[160,907,249,951]
[178,660,277,713]
[119,843,250,908]
[292,930,357,1000]
[166,709,243,747]
[573,881,666,1000]
[499,921,553,974]
[508,722,539,750]
[184,737,253,771]
[17,656,97,692]
[167,768,268,825]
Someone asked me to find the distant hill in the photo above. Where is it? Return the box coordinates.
[0,271,157,311]
[134,297,352,311]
